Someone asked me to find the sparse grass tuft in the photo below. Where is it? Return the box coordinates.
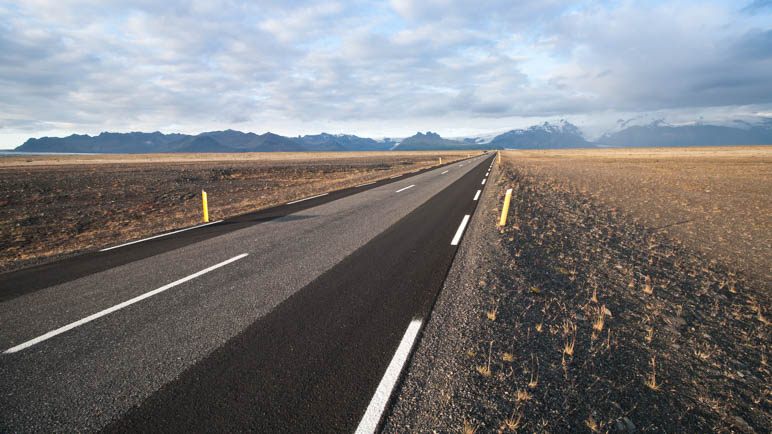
[694,348,710,361]
[563,320,576,357]
[592,305,606,339]
[756,303,769,325]
[645,356,660,391]
[487,305,498,321]
[476,341,494,378]
[463,418,478,434]
[645,326,654,344]
[585,415,599,432]
[502,352,515,362]
[643,275,653,295]
[503,411,523,431]
[515,389,532,402]
[528,354,539,389]
[475,365,492,377]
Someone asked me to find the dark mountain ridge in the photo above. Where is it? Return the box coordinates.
[16,130,393,153]
[395,131,469,150]
[13,120,772,153]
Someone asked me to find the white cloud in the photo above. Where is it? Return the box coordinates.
[0,0,770,148]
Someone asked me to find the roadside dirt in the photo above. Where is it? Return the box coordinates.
[386,147,770,433]
[0,152,473,273]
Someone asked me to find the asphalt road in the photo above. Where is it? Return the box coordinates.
[0,153,495,432]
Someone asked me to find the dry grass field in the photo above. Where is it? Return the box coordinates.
[472,147,770,432]
[0,151,475,272]
[386,146,770,433]
[502,147,770,283]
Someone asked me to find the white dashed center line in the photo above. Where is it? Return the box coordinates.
[473,190,481,201]
[395,184,415,193]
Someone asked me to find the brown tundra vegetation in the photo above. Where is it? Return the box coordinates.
[0,151,473,272]
[388,146,770,433]
[474,147,770,432]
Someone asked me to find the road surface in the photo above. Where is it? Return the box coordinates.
[0,154,495,432]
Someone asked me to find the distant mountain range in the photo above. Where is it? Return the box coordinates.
[16,130,397,153]
[14,120,772,153]
[596,119,772,147]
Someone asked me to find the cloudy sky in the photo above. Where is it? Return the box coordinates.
[1,0,771,148]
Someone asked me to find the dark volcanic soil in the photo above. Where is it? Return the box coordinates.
[386,155,770,433]
[0,154,462,273]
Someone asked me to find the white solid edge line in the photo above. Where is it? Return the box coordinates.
[473,190,481,201]
[100,220,224,252]
[395,184,415,193]
[441,170,449,174]
[355,318,423,434]
[450,214,471,246]
[481,178,486,185]
[286,192,328,205]
[3,253,249,354]
[355,181,377,187]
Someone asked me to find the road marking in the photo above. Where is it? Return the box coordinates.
[441,170,449,174]
[473,190,481,201]
[355,319,423,434]
[100,220,224,251]
[481,179,486,185]
[355,181,377,187]
[3,254,249,354]
[458,164,464,167]
[395,184,415,193]
[287,192,328,205]
[450,215,471,246]
[389,174,401,179]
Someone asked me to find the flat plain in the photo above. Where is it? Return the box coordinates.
[503,147,770,282]
[387,146,770,433]
[0,151,472,272]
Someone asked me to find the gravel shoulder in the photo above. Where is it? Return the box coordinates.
[384,155,506,432]
[385,151,770,433]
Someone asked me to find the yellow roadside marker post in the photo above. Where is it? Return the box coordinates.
[202,190,209,223]
[439,157,442,164]
[498,188,513,227]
